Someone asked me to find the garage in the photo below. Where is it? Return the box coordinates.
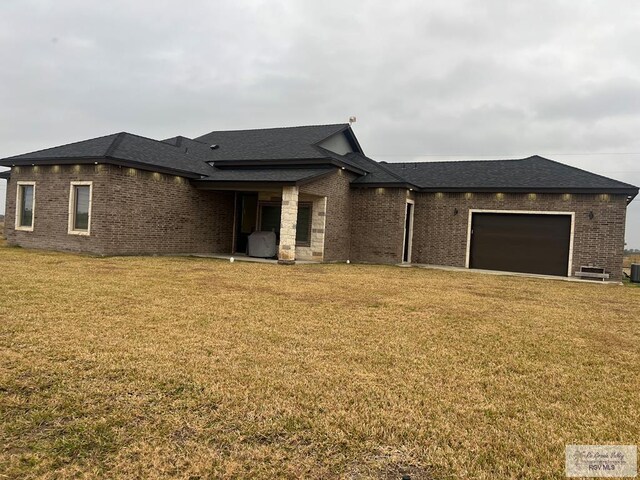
[468,211,573,276]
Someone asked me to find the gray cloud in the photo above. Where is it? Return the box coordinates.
[1,0,639,246]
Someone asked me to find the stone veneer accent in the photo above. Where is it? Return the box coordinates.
[278,185,299,262]
[299,169,355,262]
[296,195,327,262]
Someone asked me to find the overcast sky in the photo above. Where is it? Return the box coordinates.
[1,0,639,246]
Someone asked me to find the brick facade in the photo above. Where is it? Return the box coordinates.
[299,169,355,262]
[349,187,409,264]
[3,165,630,279]
[5,164,234,255]
[411,192,628,280]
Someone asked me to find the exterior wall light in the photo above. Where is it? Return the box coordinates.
[589,211,595,220]
[435,192,444,199]
[528,193,537,200]
[562,193,571,201]
[496,193,504,200]
[599,193,610,202]
[453,208,459,215]
[464,192,473,200]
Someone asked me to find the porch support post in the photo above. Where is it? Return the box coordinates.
[278,185,299,264]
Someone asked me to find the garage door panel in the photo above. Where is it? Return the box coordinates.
[470,213,571,276]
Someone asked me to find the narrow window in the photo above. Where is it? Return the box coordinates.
[68,182,92,235]
[15,182,35,231]
[296,203,312,246]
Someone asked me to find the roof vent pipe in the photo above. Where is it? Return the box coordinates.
[210,144,219,150]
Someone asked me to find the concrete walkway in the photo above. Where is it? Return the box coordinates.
[183,253,317,265]
[402,263,621,284]
[177,253,620,284]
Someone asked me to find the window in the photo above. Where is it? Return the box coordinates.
[257,201,312,246]
[259,203,281,234]
[296,203,312,246]
[15,182,35,231]
[68,182,92,235]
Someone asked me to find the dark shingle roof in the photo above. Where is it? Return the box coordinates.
[194,124,350,161]
[1,124,359,177]
[2,132,216,177]
[5,133,121,161]
[2,127,636,198]
[381,155,638,194]
[345,152,419,186]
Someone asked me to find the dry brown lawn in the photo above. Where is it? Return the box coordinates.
[624,254,640,268]
[1,244,639,479]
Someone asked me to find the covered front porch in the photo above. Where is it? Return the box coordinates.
[193,177,329,263]
[191,165,343,263]
[232,186,327,263]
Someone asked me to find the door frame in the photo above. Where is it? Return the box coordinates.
[402,199,415,263]
[232,192,259,254]
[465,209,576,276]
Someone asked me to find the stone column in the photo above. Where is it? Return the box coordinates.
[278,185,299,263]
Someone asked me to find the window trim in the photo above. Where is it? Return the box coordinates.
[15,181,36,232]
[68,181,93,236]
[295,202,313,247]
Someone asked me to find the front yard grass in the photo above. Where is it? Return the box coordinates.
[1,244,639,479]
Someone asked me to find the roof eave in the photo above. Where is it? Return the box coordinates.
[192,168,337,190]
[0,156,204,179]
[209,158,366,175]
[414,186,639,195]
[350,181,418,190]
[191,180,298,190]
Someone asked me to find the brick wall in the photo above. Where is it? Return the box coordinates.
[5,164,234,255]
[349,187,409,264]
[4,163,629,278]
[412,192,628,280]
[299,169,355,262]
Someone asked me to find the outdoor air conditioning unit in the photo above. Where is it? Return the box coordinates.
[247,231,277,258]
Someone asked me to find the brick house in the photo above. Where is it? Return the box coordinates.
[1,124,637,279]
